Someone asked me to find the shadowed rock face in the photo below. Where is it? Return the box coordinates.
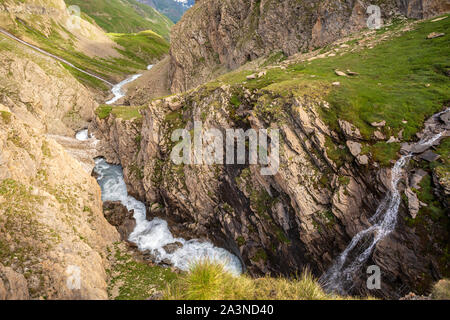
[103,201,136,240]
[168,0,449,93]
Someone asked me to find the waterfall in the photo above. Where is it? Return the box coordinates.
[321,109,448,294]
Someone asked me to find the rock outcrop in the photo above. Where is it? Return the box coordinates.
[0,22,120,299]
[169,0,449,92]
[0,104,120,299]
[103,201,136,240]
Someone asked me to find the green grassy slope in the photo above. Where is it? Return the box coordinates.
[0,0,170,90]
[65,0,173,39]
[205,15,450,166]
[108,30,169,66]
[6,19,168,90]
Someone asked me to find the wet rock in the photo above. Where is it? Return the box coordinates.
[103,201,136,240]
[346,140,362,157]
[163,242,183,254]
[161,258,173,267]
[126,241,138,249]
[418,150,441,162]
[440,112,450,126]
[147,203,164,220]
[142,250,157,262]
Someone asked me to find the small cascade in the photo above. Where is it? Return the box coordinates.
[106,74,142,105]
[75,129,90,141]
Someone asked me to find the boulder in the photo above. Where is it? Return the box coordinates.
[427,32,445,39]
[335,70,347,77]
[163,242,183,254]
[103,201,136,240]
[387,136,399,143]
[373,130,385,140]
[409,169,427,189]
[346,140,362,157]
[339,119,362,139]
[346,69,359,76]
[405,188,420,219]
[357,154,369,165]
[418,150,441,162]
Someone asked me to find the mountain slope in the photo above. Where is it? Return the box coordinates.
[65,0,173,39]
[0,0,170,90]
[168,0,450,93]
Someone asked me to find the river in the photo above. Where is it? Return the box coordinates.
[76,69,243,275]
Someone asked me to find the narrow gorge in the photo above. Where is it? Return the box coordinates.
[0,0,449,301]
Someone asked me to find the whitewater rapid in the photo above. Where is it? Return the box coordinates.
[93,158,243,275]
[321,109,449,294]
[76,64,243,275]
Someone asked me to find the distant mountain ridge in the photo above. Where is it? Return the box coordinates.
[138,0,194,23]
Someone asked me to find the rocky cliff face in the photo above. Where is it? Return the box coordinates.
[93,15,450,297]
[168,0,449,93]
[0,103,120,299]
[0,27,120,299]
[0,42,97,136]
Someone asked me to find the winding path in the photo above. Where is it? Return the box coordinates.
[0,27,114,87]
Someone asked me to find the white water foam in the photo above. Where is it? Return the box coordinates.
[106,74,142,105]
[75,129,89,141]
[93,158,243,275]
